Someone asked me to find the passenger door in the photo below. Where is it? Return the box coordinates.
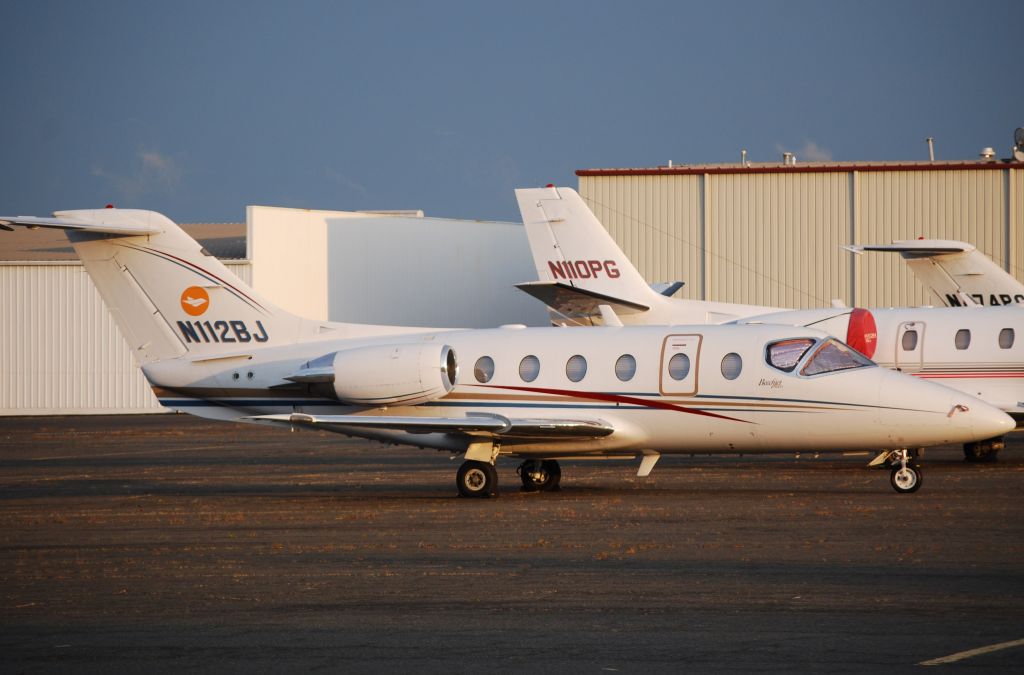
[659,334,702,396]
[895,321,924,373]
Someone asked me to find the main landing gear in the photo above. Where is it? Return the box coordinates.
[456,460,498,498]
[455,458,564,498]
[963,436,1004,463]
[517,459,561,492]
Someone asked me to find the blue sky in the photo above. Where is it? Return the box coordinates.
[1,0,1021,223]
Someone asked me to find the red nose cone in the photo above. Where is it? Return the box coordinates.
[846,307,878,358]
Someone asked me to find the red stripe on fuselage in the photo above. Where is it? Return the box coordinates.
[474,384,753,424]
[915,372,1024,379]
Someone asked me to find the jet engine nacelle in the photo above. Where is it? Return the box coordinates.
[741,307,878,358]
[289,343,459,406]
[332,343,458,406]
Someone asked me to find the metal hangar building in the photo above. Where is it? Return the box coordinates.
[577,155,1023,310]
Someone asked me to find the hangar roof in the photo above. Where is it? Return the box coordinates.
[0,222,246,261]
[577,159,1023,177]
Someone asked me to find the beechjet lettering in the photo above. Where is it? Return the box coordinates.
[1,206,1012,496]
[516,187,1024,463]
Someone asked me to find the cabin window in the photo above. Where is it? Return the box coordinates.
[615,354,637,381]
[901,329,919,351]
[721,353,742,380]
[519,355,540,382]
[474,356,495,383]
[954,329,971,350]
[801,338,873,376]
[766,338,815,372]
[999,328,1015,349]
[668,353,690,380]
[565,355,587,382]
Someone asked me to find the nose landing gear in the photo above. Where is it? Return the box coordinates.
[890,463,922,494]
[869,448,923,493]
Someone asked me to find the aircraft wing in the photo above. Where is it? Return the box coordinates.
[245,412,615,439]
[515,280,649,316]
[0,215,162,236]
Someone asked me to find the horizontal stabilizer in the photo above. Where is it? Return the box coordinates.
[0,214,163,236]
[245,412,615,439]
[651,281,685,297]
[845,239,1024,307]
[844,240,972,259]
[515,280,649,317]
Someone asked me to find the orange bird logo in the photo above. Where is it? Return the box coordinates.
[180,286,210,316]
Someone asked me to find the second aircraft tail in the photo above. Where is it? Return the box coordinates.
[515,186,663,322]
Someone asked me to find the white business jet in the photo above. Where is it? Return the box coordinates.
[845,239,1024,308]
[516,187,1024,462]
[1,207,1011,495]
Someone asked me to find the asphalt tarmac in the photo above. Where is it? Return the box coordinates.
[1,414,1023,673]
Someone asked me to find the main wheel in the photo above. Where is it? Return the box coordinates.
[890,464,922,494]
[457,460,497,498]
[964,437,1003,463]
[518,459,562,492]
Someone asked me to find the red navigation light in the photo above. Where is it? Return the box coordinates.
[546,184,554,188]
[105,204,115,209]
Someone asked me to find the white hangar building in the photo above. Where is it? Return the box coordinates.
[3,146,1022,415]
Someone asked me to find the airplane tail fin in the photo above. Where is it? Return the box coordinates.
[0,209,308,363]
[515,187,661,319]
[848,240,1024,307]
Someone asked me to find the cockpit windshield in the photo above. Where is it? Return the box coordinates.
[766,338,816,372]
[765,337,874,376]
[800,338,874,376]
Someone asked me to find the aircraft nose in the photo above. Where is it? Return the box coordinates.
[875,369,1014,445]
[961,398,1015,439]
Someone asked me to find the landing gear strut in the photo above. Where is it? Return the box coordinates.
[517,459,561,492]
[456,460,498,498]
[963,436,1004,463]
[889,448,923,494]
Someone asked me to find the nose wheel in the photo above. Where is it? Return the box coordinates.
[889,448,923,494]
[517,459,562,492]
[456,460,498,498]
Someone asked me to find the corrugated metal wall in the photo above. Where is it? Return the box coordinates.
[855,170,1008,308]
[580,167,1022,309]
[707,172,851,308]
[1,260,251,415]
[1013,168,1024,283]
[581,175,705,300]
